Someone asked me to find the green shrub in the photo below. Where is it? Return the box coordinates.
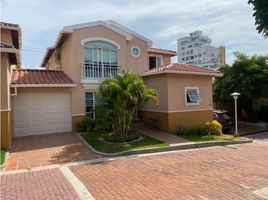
[94,105,112,132]
[76,116,95,132]
[175,126,206,136]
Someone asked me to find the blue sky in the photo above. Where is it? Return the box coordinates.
[1,0,267,68]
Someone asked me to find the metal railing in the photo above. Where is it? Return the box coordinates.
[81,63,119,79]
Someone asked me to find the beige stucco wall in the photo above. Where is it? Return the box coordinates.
[1,53,12,149]
[141,74,213,112]
[70,25,149,80]
[167,74,213,111]
[139,110,213,133]
[1,53,11,110]
[125,35,148,74]
[139,73,213,132]
[140,74,168,112]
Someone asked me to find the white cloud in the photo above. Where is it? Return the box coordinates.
[1,0,267,67]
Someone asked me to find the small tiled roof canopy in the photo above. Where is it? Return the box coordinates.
[142,63,222,77]
[11,69,76,86]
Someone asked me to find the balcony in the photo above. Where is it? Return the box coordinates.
[81,63,119,85]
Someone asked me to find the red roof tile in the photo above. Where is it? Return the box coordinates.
[12,69,75,85]
[148,48,177,55]
[142,63,221,76]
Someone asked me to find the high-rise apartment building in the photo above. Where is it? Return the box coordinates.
[177,31,225,68]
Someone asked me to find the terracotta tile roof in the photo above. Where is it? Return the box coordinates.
[0,42,15,49]
[142,63,222,77]
[148,48,177,55]
[12,69,76,85]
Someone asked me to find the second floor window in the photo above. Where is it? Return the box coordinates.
[84,40,118,67]
[84,40,118,78]
[148,56,162,69]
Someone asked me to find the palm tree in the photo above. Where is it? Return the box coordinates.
[98,70,158,141]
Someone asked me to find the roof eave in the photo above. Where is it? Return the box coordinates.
[148,50,177,56]
[141,70,222,77]
[40,31,70,67]
[11,83,77,88]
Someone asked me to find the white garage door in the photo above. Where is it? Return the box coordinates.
[13,92,72,137]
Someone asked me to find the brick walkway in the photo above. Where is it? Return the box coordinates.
[6,133,102,171]
[0,169,79,200]
[71,140,268,200]
[134,123,189,146]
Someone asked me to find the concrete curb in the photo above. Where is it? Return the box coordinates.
[77,133,253,157]
[59,166,95,200]
[0,152,9,170]
[0,147,221,175]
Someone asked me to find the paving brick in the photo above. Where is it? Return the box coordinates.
[71,139,268,200]
[0,169,80,200]
[6,132,102,171]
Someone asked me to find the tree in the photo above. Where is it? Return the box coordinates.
[214,52,268,114]
[98,71,158,141]
[248,0,268,38]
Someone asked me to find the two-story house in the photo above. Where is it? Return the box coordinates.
[4,20,220,149]
[39,20,180,130]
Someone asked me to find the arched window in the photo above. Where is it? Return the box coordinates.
[84,40,118,78]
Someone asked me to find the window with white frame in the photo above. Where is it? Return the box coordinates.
[85,92,95,118]
[84,40,118,78]
[85,92,103,118]
[148,56,162,69]
[185,87,201,104]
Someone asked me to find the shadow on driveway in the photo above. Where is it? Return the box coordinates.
[6,132,102,170]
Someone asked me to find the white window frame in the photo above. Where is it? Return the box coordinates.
[81,37,120,49]
[85,92,96,119]
[185,87,201,106]
[131,46,141,57]
[148,54,163,69]
[10,87,17,96]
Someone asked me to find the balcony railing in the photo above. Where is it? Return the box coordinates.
[81,63,119,80]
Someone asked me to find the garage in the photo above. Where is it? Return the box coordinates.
[13,92,72,137]
[11,69,76,137]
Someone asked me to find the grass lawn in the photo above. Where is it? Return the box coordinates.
[81,131,168,153]
[181,134,234,143]
[0,149,6,165]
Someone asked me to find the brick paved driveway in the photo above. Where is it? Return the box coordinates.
[6,132,102,170]
[0,169,79,200]
[71,139,268,200]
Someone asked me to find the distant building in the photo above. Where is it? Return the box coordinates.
[177,31,225,69]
